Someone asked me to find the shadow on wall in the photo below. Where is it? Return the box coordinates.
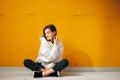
[63,42,93,67]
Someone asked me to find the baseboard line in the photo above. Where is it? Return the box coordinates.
[0,67,120,72]
[63,67,120,72]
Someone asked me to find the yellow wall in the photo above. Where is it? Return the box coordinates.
[0,0,120,67]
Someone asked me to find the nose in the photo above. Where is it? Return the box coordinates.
[45,34,48,37]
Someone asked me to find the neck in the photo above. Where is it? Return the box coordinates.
[51,39,54,43]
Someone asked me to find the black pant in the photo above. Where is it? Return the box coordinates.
[24,59,69,72]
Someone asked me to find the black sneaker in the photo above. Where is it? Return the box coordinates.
[33,71,43,78]
[48,71,60,77]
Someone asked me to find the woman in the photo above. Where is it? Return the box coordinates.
[24,24,69,78]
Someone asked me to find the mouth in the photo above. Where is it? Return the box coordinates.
[46,37,50,40]
[46,36,49,39]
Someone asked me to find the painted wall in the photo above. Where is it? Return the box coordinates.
[0,0,120,67]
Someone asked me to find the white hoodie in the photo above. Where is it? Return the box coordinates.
[36,36,63,68]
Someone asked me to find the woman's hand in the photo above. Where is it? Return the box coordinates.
[53,36,58,45]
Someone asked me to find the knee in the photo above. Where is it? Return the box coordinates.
[23,59,31,66]
[63,59,69,67]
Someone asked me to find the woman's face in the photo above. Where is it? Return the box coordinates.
[45,28,56,41]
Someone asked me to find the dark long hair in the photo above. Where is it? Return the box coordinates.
[43,24,57,40]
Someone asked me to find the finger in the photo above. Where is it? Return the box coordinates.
[54,36,56,40]
[55,36,58,39]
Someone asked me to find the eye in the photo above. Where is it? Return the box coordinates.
[47,32,49,34]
